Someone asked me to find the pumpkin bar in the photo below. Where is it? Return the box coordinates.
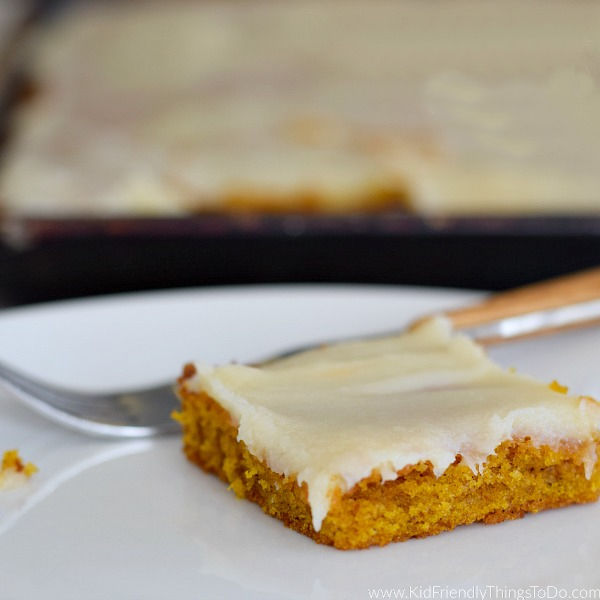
[175,317,600,549]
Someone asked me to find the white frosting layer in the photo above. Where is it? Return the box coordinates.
[3,1,600,215]
[184,318,600,531]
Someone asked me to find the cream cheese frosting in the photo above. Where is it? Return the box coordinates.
[184,317,600,531]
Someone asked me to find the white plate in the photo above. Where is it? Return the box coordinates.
[1,285,599,599]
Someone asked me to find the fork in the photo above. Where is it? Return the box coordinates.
[2,267,600,438]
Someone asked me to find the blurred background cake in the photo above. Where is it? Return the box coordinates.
[1,0,599,304]
[2,0,599,217]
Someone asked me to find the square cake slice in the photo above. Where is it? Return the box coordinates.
[175,317,600,550]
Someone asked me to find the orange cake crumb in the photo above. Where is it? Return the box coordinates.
[0,450,38,490]
[549,380,569,394]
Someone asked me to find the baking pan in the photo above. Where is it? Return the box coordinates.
[0,1,599,306]
[1,214,600,306]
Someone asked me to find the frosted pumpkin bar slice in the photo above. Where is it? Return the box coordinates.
[174,317,600,550]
